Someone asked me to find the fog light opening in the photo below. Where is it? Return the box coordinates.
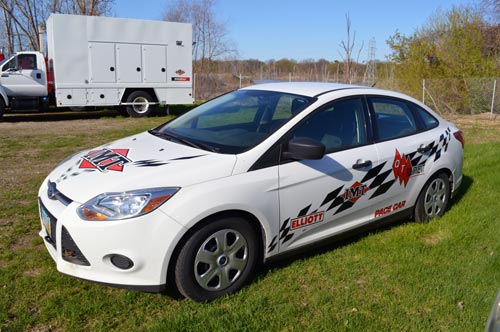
[110,254,134,270]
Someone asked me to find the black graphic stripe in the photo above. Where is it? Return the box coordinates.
[320,185,344,207]
[361,162,386,183]
[327,196,345,212]
[335,200,355,215]
[298,205,311,217]
[369,170,391,189]
[370,179,396,199]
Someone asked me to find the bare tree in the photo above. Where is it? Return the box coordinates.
[164,0,237,74]
[338,13,363,83]
[0,0,114,54]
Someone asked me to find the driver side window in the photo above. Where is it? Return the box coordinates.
[293,97,367,153]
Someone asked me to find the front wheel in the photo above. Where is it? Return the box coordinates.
[414,173,450,223]
[174,217,259,302]
[125,91,157,117]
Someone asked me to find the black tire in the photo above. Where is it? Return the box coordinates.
[0,98,5,120]
[117,106,129,117]
[125,90,157,117]
[174,217,258,302]
[414,173,450,223]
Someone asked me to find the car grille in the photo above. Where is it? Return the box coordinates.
[39,199,57,249]
[47,181,73,206]
[61,226,90,266]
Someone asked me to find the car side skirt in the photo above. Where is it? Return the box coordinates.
[265,207,413,263]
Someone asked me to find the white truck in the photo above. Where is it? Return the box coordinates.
[0,14,193,118]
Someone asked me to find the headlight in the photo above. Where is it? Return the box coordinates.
[77,187,179,221]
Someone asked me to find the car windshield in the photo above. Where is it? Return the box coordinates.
[154,89,315,154]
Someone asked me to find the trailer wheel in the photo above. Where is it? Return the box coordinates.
[126,91,157,117]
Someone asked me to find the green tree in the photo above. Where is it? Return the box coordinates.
[387,5,499,113]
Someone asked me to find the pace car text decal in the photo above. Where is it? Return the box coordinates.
[374,200,406,218]
[79,148,131,172]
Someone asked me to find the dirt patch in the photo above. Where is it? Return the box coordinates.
[420,230,448,245]
[23,267,43,277]
[450,113,500,128]
[0,118,115,137]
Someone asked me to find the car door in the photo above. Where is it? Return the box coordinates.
[277,96,380,252]
[0,53,46,97]
[367,96,444,219]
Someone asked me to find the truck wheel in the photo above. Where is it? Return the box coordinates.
[414,173,450,223]
[126,91,157,117]
[174,217,258,302]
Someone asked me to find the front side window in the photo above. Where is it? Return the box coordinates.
[156,90,315,154]
[370,97,417,141]
[17,54,37,70]
[292,97,367,153]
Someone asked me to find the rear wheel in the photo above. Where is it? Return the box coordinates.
[125,90,157,117]
[414,173,450,223]
[174,217,258,302]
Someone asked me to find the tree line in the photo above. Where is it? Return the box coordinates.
[1,0,499,112]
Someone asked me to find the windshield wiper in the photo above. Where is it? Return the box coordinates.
[148,129,218,152]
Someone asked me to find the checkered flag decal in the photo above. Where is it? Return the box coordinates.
[269,128,451,250]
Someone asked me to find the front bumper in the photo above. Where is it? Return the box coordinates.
[38,179,185,291]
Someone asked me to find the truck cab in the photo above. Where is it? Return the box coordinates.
[0,51,48,111]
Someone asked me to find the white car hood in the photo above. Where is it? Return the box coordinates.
[48,131,237,203]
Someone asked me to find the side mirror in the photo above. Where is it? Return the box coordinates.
[283,137,325,160]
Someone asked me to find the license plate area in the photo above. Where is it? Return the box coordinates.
[39,199,57,248]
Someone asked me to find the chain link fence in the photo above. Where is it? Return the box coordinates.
[193,73,500,119]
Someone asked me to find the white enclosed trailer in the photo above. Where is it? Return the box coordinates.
[0,14,193,118]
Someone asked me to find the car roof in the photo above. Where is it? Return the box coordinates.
[240,82,367,97]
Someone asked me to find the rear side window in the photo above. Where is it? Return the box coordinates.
[413,105,439,129]
[369,97,417,141]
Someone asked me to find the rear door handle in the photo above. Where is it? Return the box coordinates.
[417,143,432,153]
[352,159,372,169]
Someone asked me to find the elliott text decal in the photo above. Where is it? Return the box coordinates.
[290,211,325,230]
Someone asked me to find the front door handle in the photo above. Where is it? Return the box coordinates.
[353,159,372,169]
[417,143,432,153]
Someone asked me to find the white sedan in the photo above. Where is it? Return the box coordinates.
[38,83,464,301]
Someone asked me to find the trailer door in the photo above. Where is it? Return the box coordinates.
[116,43,142,83]
[142,45,167,83]
[89,42,116,83]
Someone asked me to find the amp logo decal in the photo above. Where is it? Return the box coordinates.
[79,148,131,172]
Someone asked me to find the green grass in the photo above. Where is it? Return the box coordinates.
[1,114,499,331]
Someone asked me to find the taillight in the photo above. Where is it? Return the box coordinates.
[453,130,464,149]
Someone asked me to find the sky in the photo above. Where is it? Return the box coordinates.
[115,0,474,62]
